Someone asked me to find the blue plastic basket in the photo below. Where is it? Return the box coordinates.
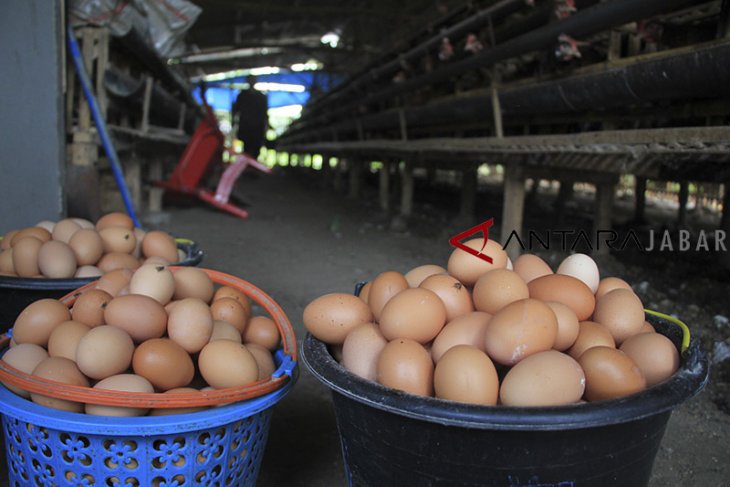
[0,350,296,487]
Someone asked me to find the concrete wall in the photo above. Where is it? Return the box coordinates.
[0,1,65,234]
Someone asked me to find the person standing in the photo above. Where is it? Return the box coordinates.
[232,75,268,160]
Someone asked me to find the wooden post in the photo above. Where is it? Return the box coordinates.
[593,181,616,255]
[554,180,574,221]
[142,76,154,133]
[501,164,525,262]
[400,161,414,217]
[460,164,477,219]
[678,181,689,226]
[125,153,143,211]
[349,159,362,199]
[379,161,391,211]
[634,177,647,222]
[148,159,164,212]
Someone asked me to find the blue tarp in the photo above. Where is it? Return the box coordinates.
[192,71,341,111]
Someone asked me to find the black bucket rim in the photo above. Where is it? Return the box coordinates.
[0,239,203,291]
[301,314,710,431]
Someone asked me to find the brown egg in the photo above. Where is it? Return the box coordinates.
[0,248,15,274]
[342,322,388,381]
[500,350,586,406]
[76,325,135,380]
[567,321,616,359]
[472,269,529,315]
[198,341,259,388]
[167,298,214,353]
[379,288,447,344]
[513,253,553,283]
[527,274,595,321]
[148,387,209,416]
[71,288,113,327]
[639,321,655,334]
[212,286,252,320]
[85,374,155,417]
[431,311,491,362]
[447,238,508,286]
[144,256,171,266]
[37,240,77,278]
[242,316,281,350]
[142,231,178,263]
[358,281,371,303]
[68,229,104,266]
[95,268,133,296]
[132,227,146,258]
[13,298,71,346]
[210,320,243,343]
[404,264,447,288]
[246,343,276,379]
[579,346,646,401]
[95,212,134,231]
[484,298,558,366]
[620,333,679,386]
[75,265,103,278]
[2,229,18,249]
[173,267,215,303]
[210,297,248,333]
[52,219,82,243]
[133,338,195,391]
[72,218,95,230]
[11,227,51,245]
[99,226,137,254]
[434,345,498,405]
[104,294,167,342]
[368,271,409,321]
[303,293,373,345]
[97,252,141,272]
[47,320,91,361]
[545,301,580,352]
[595,276,633,300]
[376,338,434,397]
[593,289,645,345]
[129,264,175,305]
[11,236,43,277]
[31,357,89,412]
[419,274,473,321]
[1,343,49,397]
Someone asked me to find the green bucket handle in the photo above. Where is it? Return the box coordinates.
[644,309,691,353]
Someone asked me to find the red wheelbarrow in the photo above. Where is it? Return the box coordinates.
[156,103,270,219]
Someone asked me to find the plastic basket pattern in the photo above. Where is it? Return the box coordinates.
[2,410,270,487]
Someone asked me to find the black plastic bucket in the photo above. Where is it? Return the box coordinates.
[302,314,709,487]
[0,239,203,331]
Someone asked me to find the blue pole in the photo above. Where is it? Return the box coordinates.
[67,27,141,227]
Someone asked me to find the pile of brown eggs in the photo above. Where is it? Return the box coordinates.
[0,212,187,278]
[1,266,281,416]
[303,238,680,407]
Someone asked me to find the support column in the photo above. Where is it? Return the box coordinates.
[460,164,477,219]
[400,161,414,217]
[379,161,391,211]
[593,181,616,255]
[501,164,525,262]
[634,177,647,223]
[125,153,143,211]
[554,180,574,222]
[678,180,689,227]
[348,159,363,199]
[148,159,164,212]
[721,182,730,269]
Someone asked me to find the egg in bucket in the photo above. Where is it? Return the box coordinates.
[0,268,297,487]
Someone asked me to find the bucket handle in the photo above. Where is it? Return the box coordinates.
[644,309,690,353]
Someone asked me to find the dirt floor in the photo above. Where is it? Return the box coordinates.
[158,166,729,487]
[2,165,728,485]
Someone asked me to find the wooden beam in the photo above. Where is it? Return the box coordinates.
[501,164,525,262]
[593,181,616,255]
[400,161,414,217]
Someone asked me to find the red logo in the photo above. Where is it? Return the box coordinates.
[449,219,494,264]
